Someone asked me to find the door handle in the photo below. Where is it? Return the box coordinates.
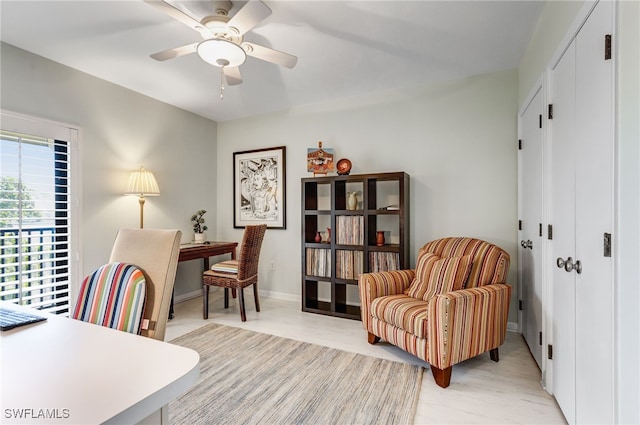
[574,260,582,274]
[557,256,574,271]
[521,240,533,249]
[564,257,575,272]
[556,257,582,274]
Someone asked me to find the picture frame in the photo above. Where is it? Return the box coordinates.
[233,146,286,229]
[307,141,334,175]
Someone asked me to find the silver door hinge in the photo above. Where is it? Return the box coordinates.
[548,104,553,120]
[547,224,553,240]
[548,344,553,360]
[605,35,612,60]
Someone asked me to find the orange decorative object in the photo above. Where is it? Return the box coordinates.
[376,231,385,246]
[336,158,352,175]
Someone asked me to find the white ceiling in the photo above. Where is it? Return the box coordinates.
[0,1,544,122]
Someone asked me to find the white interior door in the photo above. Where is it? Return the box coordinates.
[549,2,614,424]
[518,87,544,369]
[573,1,614,423]
[549,39,577,425]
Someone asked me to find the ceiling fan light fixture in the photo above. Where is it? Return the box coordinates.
[197,38,246,68]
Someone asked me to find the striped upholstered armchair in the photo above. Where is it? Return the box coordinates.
[359,237,511,388]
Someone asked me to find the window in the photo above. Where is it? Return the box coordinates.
[0,112,80,315]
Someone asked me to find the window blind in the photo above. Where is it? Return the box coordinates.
[0,130,71,314]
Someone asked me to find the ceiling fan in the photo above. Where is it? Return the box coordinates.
[144,0,297,89]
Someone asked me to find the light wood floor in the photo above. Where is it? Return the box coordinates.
[166,289,566,424]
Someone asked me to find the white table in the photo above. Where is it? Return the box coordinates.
[0,302,199,424]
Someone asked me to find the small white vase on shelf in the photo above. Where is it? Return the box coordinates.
[194,232,207,243]
[347,191,358,210]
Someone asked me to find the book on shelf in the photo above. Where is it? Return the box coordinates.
[306,248,331,277]
[336,216,364,245]
[336,250,363,280]
[378,204,399,211]
[369,252,400,273]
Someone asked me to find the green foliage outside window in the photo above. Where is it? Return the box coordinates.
[0,176,46,302]
[0,176,42,228]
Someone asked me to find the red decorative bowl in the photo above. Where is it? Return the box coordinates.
[336,158,352,175]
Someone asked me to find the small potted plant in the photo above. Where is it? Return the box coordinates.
[191,209,208,243]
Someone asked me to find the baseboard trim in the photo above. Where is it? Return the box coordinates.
[174,289,205,304]
[174,287,300,304]
[257,289,298,303]
[507,321,519,333]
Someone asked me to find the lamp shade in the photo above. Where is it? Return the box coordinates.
[124,166,160,196]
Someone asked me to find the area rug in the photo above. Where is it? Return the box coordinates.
[169,323,423,425]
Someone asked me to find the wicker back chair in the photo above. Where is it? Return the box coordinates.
[202,224,267,321]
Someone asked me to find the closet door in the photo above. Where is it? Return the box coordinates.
[549,1,614,423]
[549,40,577,424]
[573,1,614,422]
[518,87,544,369]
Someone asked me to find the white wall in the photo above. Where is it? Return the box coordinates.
[0,42,219,298]
[518,1,640,421]
[518,1,586,106]
[217,69,520,320]
[615,1,640,422]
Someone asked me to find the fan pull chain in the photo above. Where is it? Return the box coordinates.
[219,66,225,100]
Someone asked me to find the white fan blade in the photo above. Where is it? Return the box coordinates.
[143,0,203,33]
[243,42,297,69]
[227,1,272,36]
[224,67,243,86]
[150,42,198,61]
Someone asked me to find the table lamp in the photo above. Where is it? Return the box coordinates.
[124,166,160,228]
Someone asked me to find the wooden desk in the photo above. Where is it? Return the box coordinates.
[171,242,238,318]
[0,302,199,425]
[178,241,238,268]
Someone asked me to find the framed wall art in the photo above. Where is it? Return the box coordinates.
[307,141,334,176]
[233,146,286,229]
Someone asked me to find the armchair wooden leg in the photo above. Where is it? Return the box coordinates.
[202,285,209,319]
[253,284,260,312]
[238,288,247,322]
[224,288,229,309]
[367,332,380,344]
[490,348,499,362]
[431,366,452,388]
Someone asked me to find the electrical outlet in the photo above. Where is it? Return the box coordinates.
[270,261,276,271]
